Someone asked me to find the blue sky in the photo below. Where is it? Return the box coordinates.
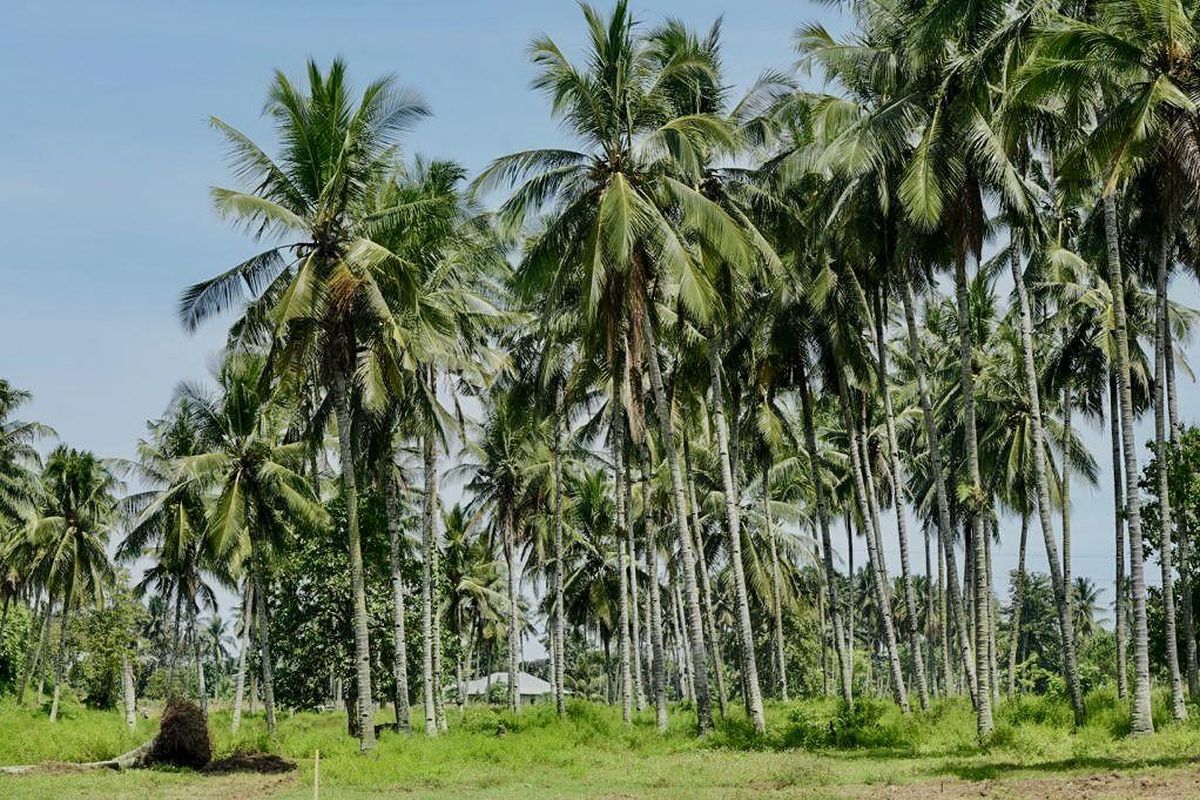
[0,0,1188,626]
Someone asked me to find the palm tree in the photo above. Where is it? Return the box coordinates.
[180,58,430,751]
[1016,0,1200,730]
[26,446,118,721]
[478,1,763,733]
[168,353,327,736]
[459,385,542,713]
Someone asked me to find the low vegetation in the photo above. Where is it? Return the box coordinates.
[5,695,1200,798]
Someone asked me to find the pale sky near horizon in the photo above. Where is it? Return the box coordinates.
[1,0,1193,650]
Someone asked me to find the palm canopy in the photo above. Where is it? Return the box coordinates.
[475,0,755,333]
[23,446,120,608]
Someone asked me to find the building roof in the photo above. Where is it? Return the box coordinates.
[463,671,553,696]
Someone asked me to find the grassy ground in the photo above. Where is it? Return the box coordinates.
[4,691,1200,798]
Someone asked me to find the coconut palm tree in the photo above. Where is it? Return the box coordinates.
[25,446,118,721]
[1015,0,1200,730]
[181,58,432,750]
[167,353,327,736]
[477,0,768,732]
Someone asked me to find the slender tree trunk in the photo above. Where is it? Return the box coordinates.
[672,581,695,702]
[252,566,276,736]
[642,447,669,732]
[707,341,766,730]
[384,462,412,733]
[1007,514,1029,696]
[611,385,634,725]
[953,253,993,737]
[167,592,182,698]
[1008,244,1085,725]
[985,521,999,705]
[901,277,978,706]
[231,582,252,734]
[50,586,72,723]
[846,514,855,674]
[761,463,789,702]
[626,464,645,713]
[1154,234,1188,721]
[333,371,376,751]
[642,313,712,733]
[924,524,936,696]
[1105,192,1153,734]
[1110,373,1129,699]
[1061,387,1073,626]
[839,370,909,713]
[553,387,568,717]
[433,603,448,732]
[421,424,438,734]
[503,507,521,713]
[684,438,728,717]
[797,360,853,707]
[122,648,136,730]
[873,302,929,709]
[1165,302,1197,697]
[18,599,52,705]
[192,609,207,717]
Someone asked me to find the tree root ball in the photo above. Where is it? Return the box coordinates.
[148,699,212,769]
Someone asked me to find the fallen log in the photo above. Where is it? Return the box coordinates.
[0,740,152,775]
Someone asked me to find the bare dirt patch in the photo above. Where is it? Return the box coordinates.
[838,768,1200,799]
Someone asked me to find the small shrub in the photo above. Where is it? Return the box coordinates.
[148,698,212,769]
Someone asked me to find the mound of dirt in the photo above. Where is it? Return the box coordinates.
[147,699,212,769]
[202,751,296,775]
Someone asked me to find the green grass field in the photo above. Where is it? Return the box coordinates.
[4,692,1200,798]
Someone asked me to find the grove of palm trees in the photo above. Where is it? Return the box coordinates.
[8,0,1200,797]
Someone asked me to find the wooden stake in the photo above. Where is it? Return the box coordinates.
[313,749,320,799]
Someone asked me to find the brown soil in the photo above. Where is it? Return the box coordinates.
[201,752,297,776]
[837,769,1200,799]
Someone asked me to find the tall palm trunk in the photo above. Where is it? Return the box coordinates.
[1061,388,1073,621]
[1104,193,1153,734]
[553,388,567,717]
[50,584,73,723]
[872,303,929,709]
[1007,514,1029,696]
[504,508,521,713]
[1110,374,1128,699]
[761,463,788,701]
[1154,234,1187,721]
[797,361,852,706]
[642,446,669,731]
[433,606,448,732]
[900,277,978,705]
[231,581,253,734]
[1165,306,1197,696]
[839,370,909,713]
[1008,246,1085,725]
[167,591,182,697]
[333,370,376,750]
[18,599,52,705]
[122,647,136,730]
[684,438,728,716]
[640,310,712,733]
[384,464,412,733]
[611,388,634,725]
[952,254,993,737]
[672,581,695,701]
[625,454,645,713]
[192,609,207,716]
[252,560,277,736]
[706,342,766,730]
[421,424,438,734]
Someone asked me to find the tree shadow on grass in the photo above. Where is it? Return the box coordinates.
[935,754,1200,782]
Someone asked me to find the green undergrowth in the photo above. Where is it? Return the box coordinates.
[4,691,1200,797]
